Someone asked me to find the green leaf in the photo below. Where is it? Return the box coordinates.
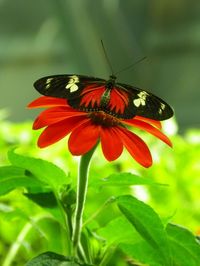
[92,172,166,188]
[8,148,69,193]
[24,192,65,224]
[120,242,164,266]
[117,195,171,266]
[25,192,58,208]
[26,251,93,266]
[0,165,25,177]
[0,165,66,225]
[0,166,44,196]
[166,223,200,266]
[97,216,141,245]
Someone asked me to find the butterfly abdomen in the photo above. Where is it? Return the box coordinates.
[100,88,111,107]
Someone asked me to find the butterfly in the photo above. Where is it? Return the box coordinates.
[34,74,174,120]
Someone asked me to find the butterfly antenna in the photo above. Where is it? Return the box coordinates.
[101,40,114,75]
[115,56,147,75]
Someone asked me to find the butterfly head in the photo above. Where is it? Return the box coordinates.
[105,75,117,90]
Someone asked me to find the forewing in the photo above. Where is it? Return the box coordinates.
[117,83,174,121]
[33,74,105,99]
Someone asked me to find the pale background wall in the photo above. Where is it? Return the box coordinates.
[0,0,200,130]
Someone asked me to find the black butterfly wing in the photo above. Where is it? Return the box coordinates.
[34,74,173,121]
[117,82,174,121]
[34,74,105,100]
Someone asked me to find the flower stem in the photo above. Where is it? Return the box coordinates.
[72,146,96,257]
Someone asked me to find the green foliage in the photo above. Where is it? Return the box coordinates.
[91,172,164,188]
[97,216,140,246]
[0,166,43,196]
[117,195,171,265]
[0,120,200,265]
[26,251,92,266]
[166,223,200,266]
[8,148,69,193]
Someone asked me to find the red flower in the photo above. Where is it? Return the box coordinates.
[28,96,172,168]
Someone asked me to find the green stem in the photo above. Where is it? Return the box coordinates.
[56,192,73,255]
[82,196,116,227]
[72,146,97,257]
[99,245,116,266]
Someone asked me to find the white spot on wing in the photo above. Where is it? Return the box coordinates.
[158,103,166,114]
[160,103,165,110]
[45,78,53,89]
[67,84,79,92]
[133,91,148,107]
[133,98,141,107]
[65,75,79,93]
[46,78,53,84]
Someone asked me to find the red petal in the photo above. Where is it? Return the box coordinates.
[37,116,89,148]
[27,96,69,108]
[117,127,152,168]
[33,107,87,129]
[68,121,100,155]
[134,116,162,129]
[123,119,172,147]
[100,127,123,161]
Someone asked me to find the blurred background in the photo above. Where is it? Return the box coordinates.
[0,0,200,130]
[1,1,200,265]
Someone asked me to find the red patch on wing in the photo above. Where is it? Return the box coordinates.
[108,87,129,114]
[80,84,106,108]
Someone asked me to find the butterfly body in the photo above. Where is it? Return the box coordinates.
[34,74,173,120]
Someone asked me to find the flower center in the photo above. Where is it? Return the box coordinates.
[89,111,121,127]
